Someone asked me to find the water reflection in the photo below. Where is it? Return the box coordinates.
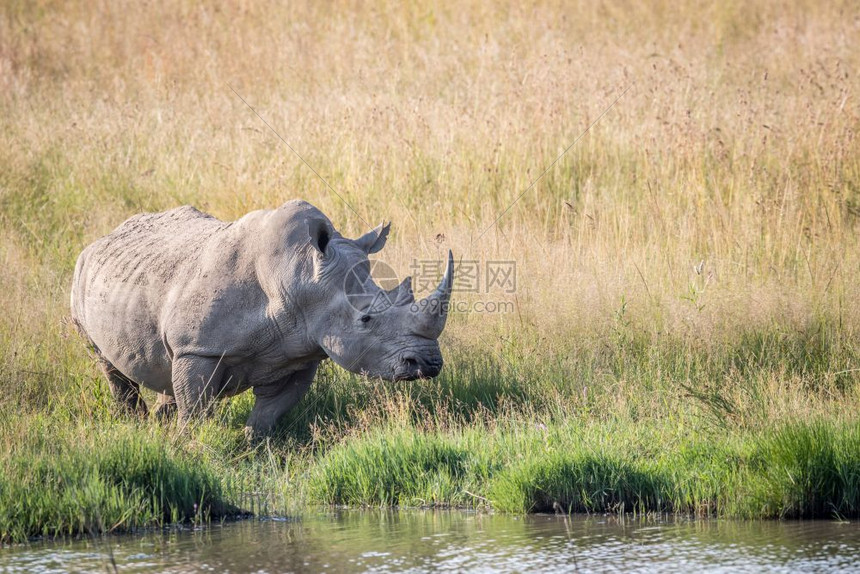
[2,511,858,573]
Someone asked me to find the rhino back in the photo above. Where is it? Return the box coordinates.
[72,206,251,390]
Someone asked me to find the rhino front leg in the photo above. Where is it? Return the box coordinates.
[245,364,318,443]
[172,355,227,426]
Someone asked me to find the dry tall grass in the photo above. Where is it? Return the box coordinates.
[1,0,859,424]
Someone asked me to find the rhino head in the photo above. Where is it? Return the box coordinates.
[302,216,452,381]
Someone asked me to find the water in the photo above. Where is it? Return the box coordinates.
[2,511,859,573]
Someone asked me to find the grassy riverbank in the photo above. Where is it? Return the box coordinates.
[2,0,860,542]
[2,389,860,542]
[3,341,860,542]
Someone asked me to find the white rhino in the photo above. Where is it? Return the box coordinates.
[70,200,453,440]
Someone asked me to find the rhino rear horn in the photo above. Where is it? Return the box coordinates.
[389,276,415,306]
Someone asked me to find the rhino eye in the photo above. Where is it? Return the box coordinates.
[360,314,372,324]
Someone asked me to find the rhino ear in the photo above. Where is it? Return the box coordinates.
[307,217,332,256]
[354,222,390,254]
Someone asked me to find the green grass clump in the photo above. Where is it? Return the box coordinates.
[737,421,860,519]
[488,454,668,514]
[309,431,470,507]
[0,421,231,543]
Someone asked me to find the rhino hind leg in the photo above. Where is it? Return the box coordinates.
[99,359,148,417]
[154,393,178,421]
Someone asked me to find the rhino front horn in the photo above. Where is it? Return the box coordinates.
[415,250,454,338]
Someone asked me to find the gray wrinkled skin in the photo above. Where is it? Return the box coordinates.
[71,200,453,440]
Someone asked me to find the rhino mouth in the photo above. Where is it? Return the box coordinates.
[392,355,443,381]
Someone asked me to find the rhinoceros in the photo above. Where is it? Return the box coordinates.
[70,200,453,440]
